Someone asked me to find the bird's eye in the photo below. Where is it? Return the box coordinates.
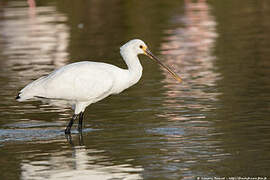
[139,45,143,49]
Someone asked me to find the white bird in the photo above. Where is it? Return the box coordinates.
[16,39,182,134]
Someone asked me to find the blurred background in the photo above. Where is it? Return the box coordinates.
[0,0,270,179]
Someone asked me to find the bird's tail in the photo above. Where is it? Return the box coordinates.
[15,91,35,102]
[16,76,46,102]
[15,92,23,101]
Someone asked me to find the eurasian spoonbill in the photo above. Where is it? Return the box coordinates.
[16,39,182,134]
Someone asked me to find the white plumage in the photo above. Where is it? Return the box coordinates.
[16,39,181,134]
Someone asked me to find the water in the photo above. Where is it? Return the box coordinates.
[0,0,270,179]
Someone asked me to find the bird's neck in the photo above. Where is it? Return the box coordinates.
[120,49,143,86]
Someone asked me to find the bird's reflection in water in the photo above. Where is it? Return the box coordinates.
[20,132,143,179]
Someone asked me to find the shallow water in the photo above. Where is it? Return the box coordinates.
[0,0,270,179]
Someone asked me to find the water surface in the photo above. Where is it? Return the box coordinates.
[0,0,270,179]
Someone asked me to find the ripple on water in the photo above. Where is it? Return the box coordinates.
[147,127,185,137]
[0,129,62,142]
[0,126,97,143]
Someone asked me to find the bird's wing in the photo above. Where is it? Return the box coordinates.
[44,62,115,102]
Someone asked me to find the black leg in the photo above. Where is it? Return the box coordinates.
[65,132,84,146]
[65,134,74,146]
[65,114,78,134]
[78,112,84,132]
[78,131,84,146]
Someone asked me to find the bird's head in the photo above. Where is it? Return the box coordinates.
[120,39,182,83]
[120,39,147,55]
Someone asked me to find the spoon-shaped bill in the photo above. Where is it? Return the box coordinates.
[145,48,182,83]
